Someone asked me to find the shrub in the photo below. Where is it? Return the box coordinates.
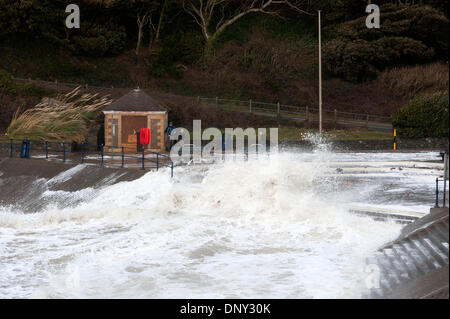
[71,23,127,57]
[0,69,15,93]
[392,93,449,138]
[16,83,46,96]
[323,4,448,82]
[324,38,380,82]
[324,36,435,82]
[7,88,112,142]
[149,32,203,79]
[376,62,449,99]
[0,70,47,96]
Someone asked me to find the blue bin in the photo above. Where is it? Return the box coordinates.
[20,140,30,158]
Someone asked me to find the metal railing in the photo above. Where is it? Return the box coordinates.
[174,142,271,163]
[0,138,174,178]
[435,177,448,208]
[193,96,392,125]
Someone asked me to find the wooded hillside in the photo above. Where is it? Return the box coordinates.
[0,0,448,136]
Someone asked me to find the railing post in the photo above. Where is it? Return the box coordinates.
[435,178,439,208]
[334,109,337,127]
[277,102,280,114]
[101,145,104,167]
[121,147,124,168]
[249,99,252,113]
[366,114,369,127]
[10,139,13,158]
[444,178,447,208]
[156,153,159,171]
[306,106,309,122]
[62,142,66,163]
[141,148,145,170]
[81,143,85,164]
[215,97,218,107]
[45,141,48,159]
[393,129,397,151]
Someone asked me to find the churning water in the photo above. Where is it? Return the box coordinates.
[0,142,444,298]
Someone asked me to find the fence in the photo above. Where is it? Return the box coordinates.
[194,96,392,126]
[436,152,449,208]
[12,77,392,128]
[0,138,174,178]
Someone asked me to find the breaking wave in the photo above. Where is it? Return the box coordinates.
[0,138,405,298]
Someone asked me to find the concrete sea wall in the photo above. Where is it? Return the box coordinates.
[0,157,147,212]
[281,138,448,151]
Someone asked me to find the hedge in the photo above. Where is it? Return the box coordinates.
[392,93,449,138]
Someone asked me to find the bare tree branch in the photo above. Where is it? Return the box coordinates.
[136,11,150,55]
[181,0,312,48]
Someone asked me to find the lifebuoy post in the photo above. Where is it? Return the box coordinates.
[140,128,150,146]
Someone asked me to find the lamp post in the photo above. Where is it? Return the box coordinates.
[318,10,323,134]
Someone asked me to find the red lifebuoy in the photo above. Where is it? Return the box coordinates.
[140,128,150,145]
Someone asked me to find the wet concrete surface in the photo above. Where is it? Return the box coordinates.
[366,207,449,299]
[0,157,147,212]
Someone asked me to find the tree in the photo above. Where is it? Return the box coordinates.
[136,10,151,55]
[0,0,68,42]
[323,3,447,82]
[392,93,449,138]
[181,0,311,52]
[126,0,159,56]
[155,0,170,42]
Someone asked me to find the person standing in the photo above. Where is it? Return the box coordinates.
[165,122,176,151]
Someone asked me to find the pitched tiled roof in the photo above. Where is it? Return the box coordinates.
[103,89,166,112]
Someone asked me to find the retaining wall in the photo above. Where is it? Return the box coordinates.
[281,138,448,151]
[0,157,147,212]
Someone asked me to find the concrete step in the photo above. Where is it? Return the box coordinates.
[365,207,449,298]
